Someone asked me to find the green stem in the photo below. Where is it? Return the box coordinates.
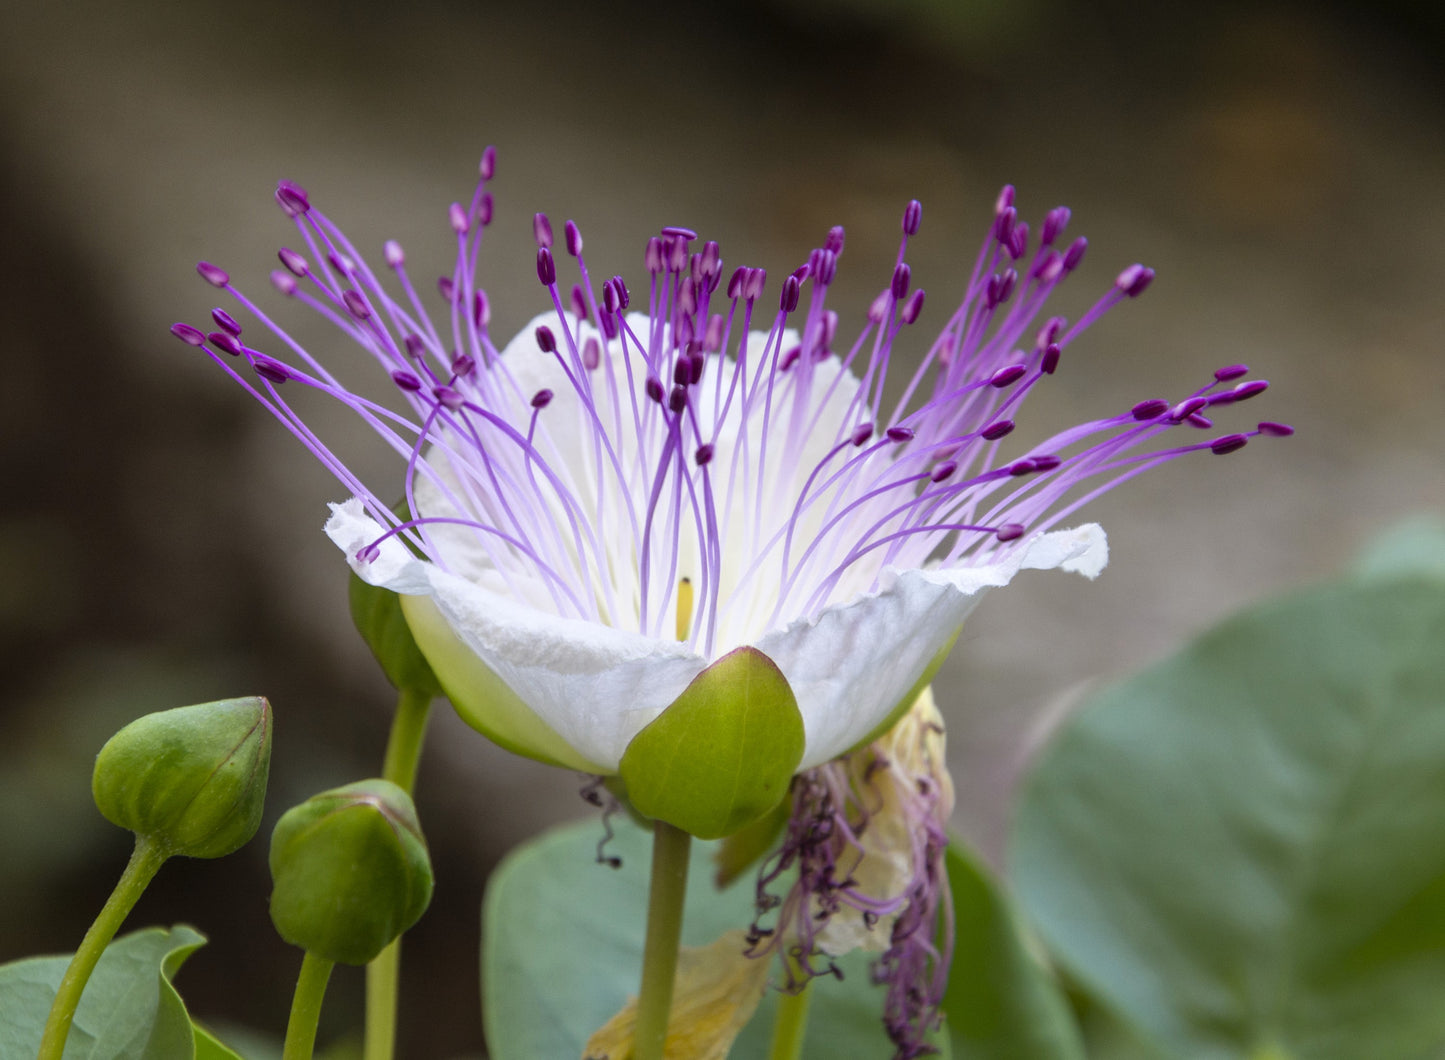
[633,821,692,1060]
[283,951,336,1060]
[38,836,168,1060]
[364,686,432,1060]
[766,954,814,1060]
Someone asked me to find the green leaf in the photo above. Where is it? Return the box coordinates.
[942,841,1085,1059]
[620,647,804,840]
[483,815,932,1058]
[1354,514,1445,584]
[0,924,206,1059]
[193,1024,245,1059]
[1012,578,1445,1060]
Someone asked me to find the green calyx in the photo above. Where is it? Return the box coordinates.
[619,647,804,841]
[91,696,272,859]
[268,779,434,966]
[350,573,441,696]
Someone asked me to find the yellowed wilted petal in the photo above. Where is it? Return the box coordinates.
[582,930,770,1060]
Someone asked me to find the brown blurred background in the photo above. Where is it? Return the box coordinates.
[1,0,1441,1054]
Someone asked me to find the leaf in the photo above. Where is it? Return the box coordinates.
[0,924,206,1059]
[193,1024,245,1059]
[1012,578,1445,1060]
[1354,514,1445,584]
[620,648,804,840]
[483,815,931,1058]
[942,842,1085,1059]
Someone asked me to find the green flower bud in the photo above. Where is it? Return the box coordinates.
[349,573,441,695]
[91,696,272,859]
[268,779,434,965]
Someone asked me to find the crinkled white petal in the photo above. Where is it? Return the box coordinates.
[327,499,1106,773]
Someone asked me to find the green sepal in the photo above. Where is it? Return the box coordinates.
[268,779,434,966]
[92,697,272,859]
[712,790,790,889]
[349,575,441,696]
[619,647,803,840]
[399,594,603,773]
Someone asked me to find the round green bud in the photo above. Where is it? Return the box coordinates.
[349,573,441,696]
[268,779,434,965]
[92,696,272,858]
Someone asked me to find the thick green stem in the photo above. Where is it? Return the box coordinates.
[283,951,336,1060]
[364,686,433,1060]
[38,836,168,1060]
[633,821,693,1060]
[767,954,814,1060]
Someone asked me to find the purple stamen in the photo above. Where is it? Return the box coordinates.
[565,220,583,257]
[534,212,554,248]
[536,247,556,286]
[197,261,230,288]
[170,322,206,346]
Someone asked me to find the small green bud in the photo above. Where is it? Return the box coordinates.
[92,696,272,858]
[350,573,441,695]
[268,779,434,965]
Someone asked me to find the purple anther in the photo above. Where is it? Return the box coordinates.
[678,279,698,318]
[1007,223,1029,261]
[343,290,372,320]
[1038,317,1065,347]
[473,290,490,329]
[564,220,583,257]
[1063,236,1088,271]
[780,274,801,313]
[1187,412,1214,429]
[996,523,1025,542]
[891,263,911,301]
[995,185,1016,215]
[278,247,308,277]
[536,247,556,286]
[744,268,767,302]
[703,313,725,352]
[689,350,705,384]
[1214,364,1249,382]
[452,354,476,378]
[668,238,690,273]
[1041,206,1071,246]
[531,388,554,409]
[726,266,748,301]
[826,225,846,254]
[1132,398,1170,420]
[990,364,1027,388]
[791,262,812,283]
[208,331,243,356]
[1232,379,1269,401]
[902,199,924,237]
[434,385,465,412]
[437,276,456,302]
[252,355,290,384]
[645,376,665,404]
[601,313,618,340]
[850,423,875,446]
[700,240,721,278]
[533,213,554,248]
[661,225,697,242]
[615,275,632,310]
[1041,343,1061,374]
[1032,454,1062,472]
[814,249,837,286]
[384,240,405,268]
[996,268,1018,305]
[535,325,557,353]
[275,180,310,216]
[211,308,242,336]
[929,461,957,483]
[1035,250,1064,283]
[570,284,588,322]
[275,269,304,295]
[404,334,426,359]
[197,261,230,288]
[886,426,915,443]
[449,202,470,235]
[1116,264,1154,297]
[602,279,620,315]
[820,309,839,348]
[673,356,693,386]
[480,145,496,181]
[1008,458,1038,476]
[328,250,356,275]
[867,288,891,324]
[1257,421,1294,437]
[669,384,687,413]
[478,193,494,227]
[993,205,1017,245]
[780,345,802,372]
[170,322,206,346]
[582,337,601,370]
[392,369,422,391]
[981,419,1015,440]
[1170,396,1208,422]
[357,543,381,565]
[695,443,715,466]
[1210,434,1249,455]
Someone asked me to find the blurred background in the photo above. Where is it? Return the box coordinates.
[1,0,1441,1053]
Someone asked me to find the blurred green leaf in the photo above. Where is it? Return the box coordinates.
[1013,578,1445,1060]
[1354,514,1445,583]
[483,815,939,1058]
[0,925,205,1058]
[942,841,1084,1059]
[193,1024,244,1059]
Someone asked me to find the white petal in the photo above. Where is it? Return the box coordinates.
[758,524,1108,770]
